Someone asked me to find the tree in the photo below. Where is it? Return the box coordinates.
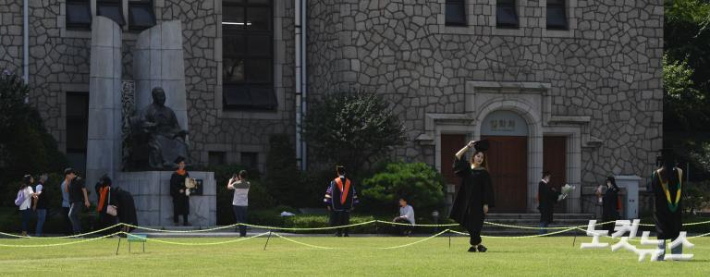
[0,71,68,204]
[301,91,406,176]
[360,162,446,215]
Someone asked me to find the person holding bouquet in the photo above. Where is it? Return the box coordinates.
[450,140,495,253]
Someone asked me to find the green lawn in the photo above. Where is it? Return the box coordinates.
[0,235,709,276]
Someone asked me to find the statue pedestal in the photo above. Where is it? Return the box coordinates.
[115,171,216,227]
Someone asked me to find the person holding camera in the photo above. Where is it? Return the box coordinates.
[227,170,251,237]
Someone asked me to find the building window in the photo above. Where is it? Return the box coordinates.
[97,0,126,26]
[128,0,156,31]
[546,0,567,30]
[66,0,92,30]
[66,92,90,175]
[496,0,518,28]
[208,151,226,166]
[445,0,466,26]
[240,152,258,170]
[222,0,276,111]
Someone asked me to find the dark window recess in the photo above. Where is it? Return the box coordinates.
[445,0,466,26]
[241,152,258,169]
[222,0,276,111]
[496,0,519,28]
[208,151,226,166]
[66,0,92,29]
[129,1,157,31]
[66,92,89,175]
[97,0,126,26]
[546,0,568,30]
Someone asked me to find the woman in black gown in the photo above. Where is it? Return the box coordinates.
[601,176,620,235]
[449,140,495,253]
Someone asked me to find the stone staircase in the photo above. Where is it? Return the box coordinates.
[481,213,596,236]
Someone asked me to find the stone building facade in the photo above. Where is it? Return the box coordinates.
[1,0,663,214]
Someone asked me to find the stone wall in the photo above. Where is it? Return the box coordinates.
[307,0,663,212]
[5,0,297,173]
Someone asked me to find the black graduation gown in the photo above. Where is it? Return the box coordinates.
[538,181,560,224]
[652,168,683,240]
[449,157,495,231]
[170,171,190,215]
[113,187,138,230]
[601,186,620,234]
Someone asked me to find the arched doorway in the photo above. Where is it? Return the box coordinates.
[481,110,528,212]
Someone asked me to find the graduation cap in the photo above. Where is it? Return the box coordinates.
[659,148,676,167]
[473,140,490,152]
[174,156,186,164]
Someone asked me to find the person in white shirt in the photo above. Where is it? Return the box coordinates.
[18,174,37,237]
[393,197,415,236]
[227,170,251,237]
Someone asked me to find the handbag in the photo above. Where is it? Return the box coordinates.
[106,188,118,216]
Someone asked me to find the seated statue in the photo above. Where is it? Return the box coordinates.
[132,87,188,169]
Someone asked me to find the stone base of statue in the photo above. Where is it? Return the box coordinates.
[115,171,216,227]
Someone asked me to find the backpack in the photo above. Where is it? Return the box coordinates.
[14,189,25,207]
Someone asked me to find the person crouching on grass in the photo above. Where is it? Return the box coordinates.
[450,140,495,253]
[324,165,358,237]
[393,197,415,236]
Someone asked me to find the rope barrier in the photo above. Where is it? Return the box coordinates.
[122,223,240,233]
[380,229,452,249]
[0,232,120,248]
[0,223,124,239]
[270,232,334,249]
[238,220,378,232]
[1,219,709,240]
[122,231,271,246]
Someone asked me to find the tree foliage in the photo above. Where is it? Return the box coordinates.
[301,91,406,176]
[360,162,445,215]
[0,72,68,205]
[664,0,710,131]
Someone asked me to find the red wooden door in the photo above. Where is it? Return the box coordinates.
[440,134,467,187]
[543,136,567,213]
[481,136,528,212]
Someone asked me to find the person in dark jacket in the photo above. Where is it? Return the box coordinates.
[95,175,119,234]
[538,171,560,234]
[170,156,190,226]
[324,165,359,237]
[450,140,495,253]
[601,176,621,235]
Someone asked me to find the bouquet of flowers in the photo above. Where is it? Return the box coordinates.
[557,184,576,201]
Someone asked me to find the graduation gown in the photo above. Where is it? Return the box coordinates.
[449,157,495,231]
[601,186,620,234]
[113,187,138,230]
[538,181,560,224]
[170,171,190,215]
[652,167,683,240]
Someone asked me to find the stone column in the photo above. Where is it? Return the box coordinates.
[86,16,122,188]
[133,20,188,131]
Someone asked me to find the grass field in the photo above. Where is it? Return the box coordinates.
[1,235,709,276]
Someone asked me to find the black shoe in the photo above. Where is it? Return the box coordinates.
[477,245,488,252]
[343,233,350,237]
[334,233,342,237]
[468,246,477,253]
[183,222,192,226]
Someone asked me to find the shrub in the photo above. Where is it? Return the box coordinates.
[360,162,446,216]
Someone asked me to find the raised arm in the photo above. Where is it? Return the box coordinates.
[455,140,476,160]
